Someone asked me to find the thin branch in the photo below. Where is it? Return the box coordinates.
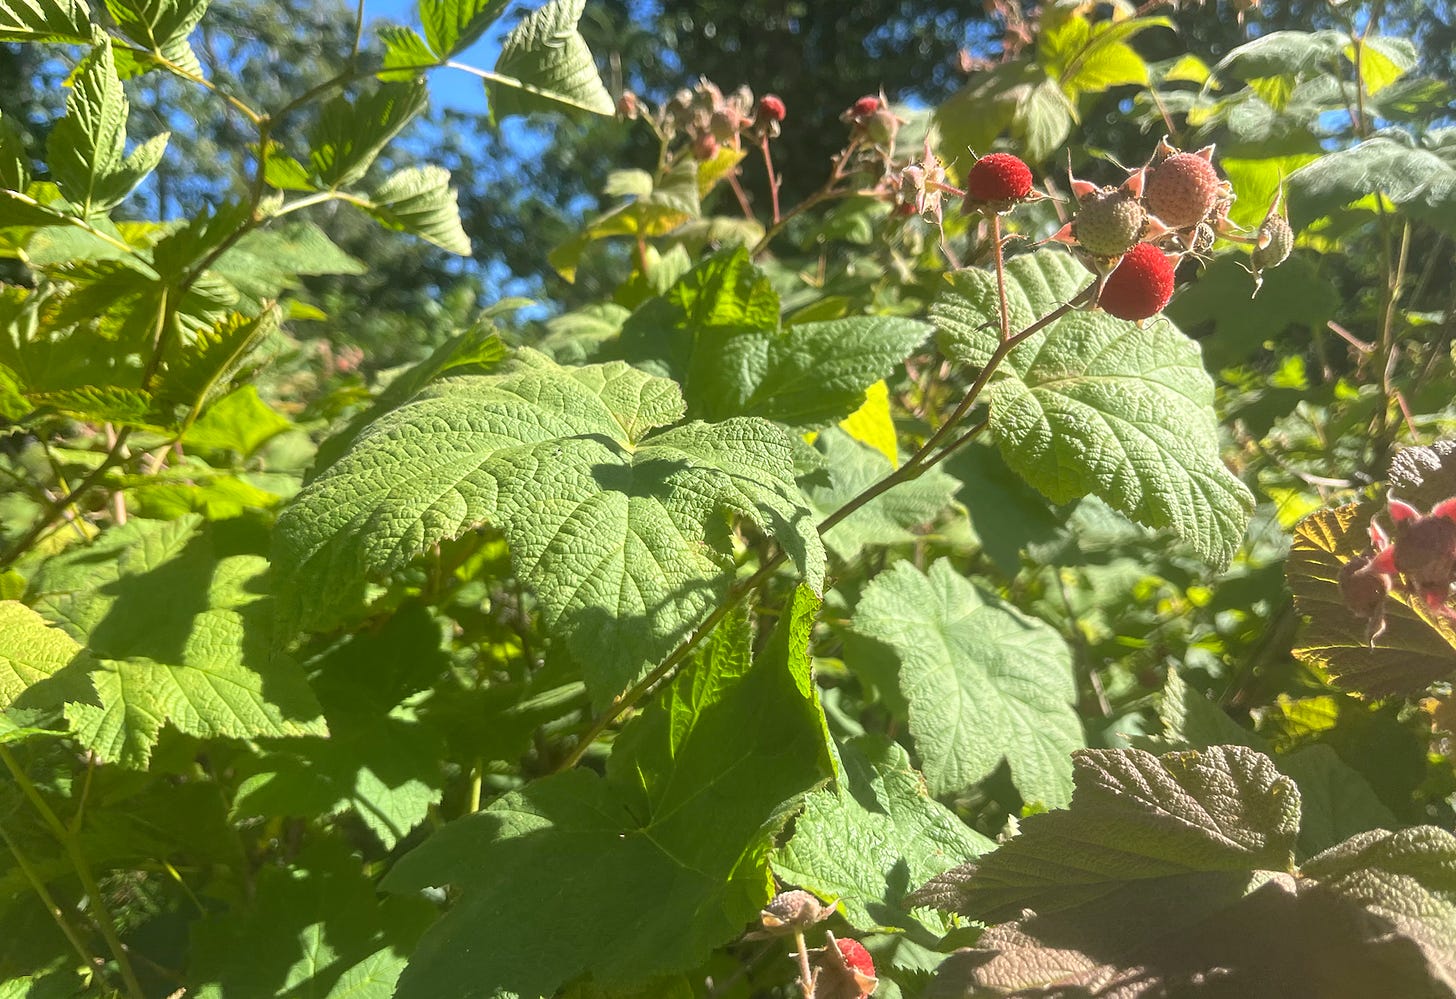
[0,747,145,999]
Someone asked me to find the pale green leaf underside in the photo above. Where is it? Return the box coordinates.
[0,0,92,42]
[488,0,614,121]
[851,559,1082,806]
[104,0,210,77]
[364,166,472,256]
[274,349,824,702]
[932,249,1253,569]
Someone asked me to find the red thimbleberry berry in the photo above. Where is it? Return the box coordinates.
[1099,243,1176,322]
[850,95,881,118]
[836,938,875,979]
[757,94,786,123]
[1144,152,1222,229]
[966,153,1034,212]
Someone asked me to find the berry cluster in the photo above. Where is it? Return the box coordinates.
[1341,495,1456,643]
[617,77,1296,325]
[621,79,787,162]
[1040,137,1292,319]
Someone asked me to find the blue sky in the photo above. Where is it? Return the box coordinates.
[364,0,507,112]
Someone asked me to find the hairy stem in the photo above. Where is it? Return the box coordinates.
[794,930,816,999]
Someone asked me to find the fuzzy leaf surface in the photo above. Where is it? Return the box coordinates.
[383,590,833,998]
[621,248,929,430]
[274,350,823,702]
[773,735,994,934]
[25,517,324,766]
[927,807,1456,997]
[1288,500,1456,696]
[909,746,1300,924]
[850,559,1082,806]
[488,0,613,121]
[0,0,91,42]
[362,165,472,255]
[932,249,1254,569]
[1288,135,1456,237]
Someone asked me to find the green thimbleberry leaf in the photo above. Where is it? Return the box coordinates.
[931,248,1254,569]
[273,349,824,704]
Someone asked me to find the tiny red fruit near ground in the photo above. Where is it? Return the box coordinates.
[757,94,786,122]
[1099,243,1176,321]
[966,153,1033,209]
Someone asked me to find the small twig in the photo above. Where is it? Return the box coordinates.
[1326,320,1374,354]
[726,171,757,221]
[760,137,782,224]
[0,824,100,976]
[794,930,816,999]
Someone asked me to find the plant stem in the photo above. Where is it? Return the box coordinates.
[0,747,145,999]
[760,137,782,224]
[0,823,100,975]
[0,428,133,569]
[555,279,1095,770]
[794,930,816,999]
[991,215,1012,342]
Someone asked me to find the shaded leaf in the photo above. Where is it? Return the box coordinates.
[909,746,1300,924]
[382,590,833,998]
[621,248,928,430]
[189,841,434,999]
[1288,136,1456,236]
[274,350,824,703]
[804,429,958,562]
[25,517,325,766]
[1288,501,1456,696]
